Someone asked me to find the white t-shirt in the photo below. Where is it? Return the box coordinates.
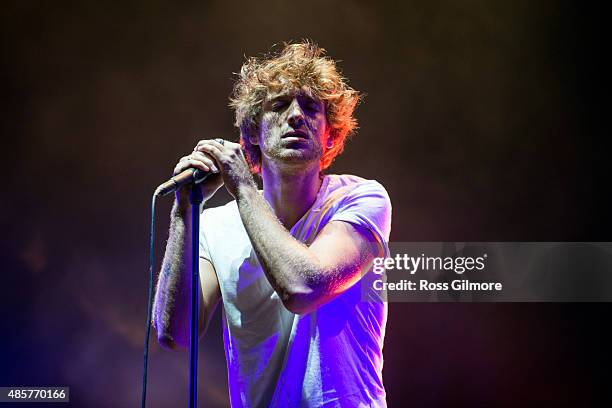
[199,174,392,407]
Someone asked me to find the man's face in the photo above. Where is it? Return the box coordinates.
[255,87,329,170]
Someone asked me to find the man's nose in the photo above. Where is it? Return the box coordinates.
[287,99,304,128]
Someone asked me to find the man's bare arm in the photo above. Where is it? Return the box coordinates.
[235,184,380,315]
[152,203,221,350]
[152,149,224,350]
[195,139,382,315]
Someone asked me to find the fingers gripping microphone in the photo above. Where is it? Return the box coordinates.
[154,168,212,197]
[155,139,225,197]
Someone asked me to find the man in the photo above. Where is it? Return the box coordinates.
[153,41,392,407]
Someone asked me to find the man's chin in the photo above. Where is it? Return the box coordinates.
[267,150,321,169]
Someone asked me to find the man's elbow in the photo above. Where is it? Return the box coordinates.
[280,274,331,315]
[281,291,320,315]
[282,296,309,315]
[156,333,176,350]
[155,325,188,351]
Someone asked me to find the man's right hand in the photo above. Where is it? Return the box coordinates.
[172,148,225,211]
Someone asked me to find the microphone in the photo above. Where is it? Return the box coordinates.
[154,168,212,197]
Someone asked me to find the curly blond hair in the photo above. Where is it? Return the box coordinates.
[229,41,361,173]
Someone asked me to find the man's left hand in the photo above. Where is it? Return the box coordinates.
[194,139,255,198]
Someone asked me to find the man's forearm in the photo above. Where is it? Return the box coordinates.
[152,202,193,348]
[235,184,328,309]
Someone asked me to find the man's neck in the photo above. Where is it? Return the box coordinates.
[261,161,324,229]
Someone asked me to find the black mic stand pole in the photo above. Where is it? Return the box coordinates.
[189,182,204,408]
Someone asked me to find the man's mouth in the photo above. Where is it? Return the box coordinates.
[282,130,309,140]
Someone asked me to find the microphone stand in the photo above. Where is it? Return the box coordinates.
[189,182,203,408]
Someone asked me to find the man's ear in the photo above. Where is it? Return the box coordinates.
[245,127,259,146]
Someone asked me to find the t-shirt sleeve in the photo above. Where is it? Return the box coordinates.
[328,180,392,258]
[199,210,212,262]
